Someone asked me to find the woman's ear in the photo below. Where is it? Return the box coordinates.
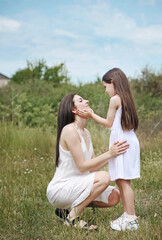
[72,107,77,114]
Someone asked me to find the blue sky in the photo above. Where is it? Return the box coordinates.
[0,0,162,84]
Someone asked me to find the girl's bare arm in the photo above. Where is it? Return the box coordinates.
[77,95,120,128]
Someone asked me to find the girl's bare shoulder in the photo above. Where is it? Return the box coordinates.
[110,95,121,109]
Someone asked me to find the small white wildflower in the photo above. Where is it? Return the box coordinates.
[24,172,27,174]
[24,159,27,162]
[40,157,43,160]
[34,148,37,151]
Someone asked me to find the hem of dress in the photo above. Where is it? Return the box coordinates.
[110,175,140,181]
[93,186,116,204]
[70,172,95,209]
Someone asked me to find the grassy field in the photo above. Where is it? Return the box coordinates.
[0,122,162,240]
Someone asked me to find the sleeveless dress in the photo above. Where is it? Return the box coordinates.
[47,125,115,209]
[109,107,140,181]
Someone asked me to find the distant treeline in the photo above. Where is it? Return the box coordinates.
[0,60,161,134]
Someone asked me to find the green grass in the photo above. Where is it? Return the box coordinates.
[0,122,162,240]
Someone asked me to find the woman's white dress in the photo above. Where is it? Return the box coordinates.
[47,126,115,209]
[109,107,140,181]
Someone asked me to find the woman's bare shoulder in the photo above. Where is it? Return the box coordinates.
[62,123,75,135]
[61,123,80,144]
[62,123,80,140]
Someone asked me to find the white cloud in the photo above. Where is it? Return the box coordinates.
[53,29,79,39]
[90,7,162,45]
[0,16,21,32]
[0,1,161,83]
[138,0,156,5]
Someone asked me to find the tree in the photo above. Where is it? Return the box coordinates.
[11,68,33,84]
[27,59,46,80]
[43,63,70,84]
[11,60,70,85]
[11,59,46,84]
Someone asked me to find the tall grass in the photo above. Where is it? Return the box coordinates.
[0,122,161,240]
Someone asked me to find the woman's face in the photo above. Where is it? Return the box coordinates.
[73,95,90,110]
[102,81,116,97]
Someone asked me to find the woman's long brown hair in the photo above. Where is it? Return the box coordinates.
[56,93,76,167]
[102,68,138,131]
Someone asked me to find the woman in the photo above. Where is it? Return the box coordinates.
[46,93,129,230]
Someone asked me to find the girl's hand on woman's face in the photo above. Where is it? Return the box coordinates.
[77,108,94,119]
[109,141,129,158]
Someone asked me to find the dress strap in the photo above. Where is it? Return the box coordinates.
[73,123,90,140]
[73,123,82,139]
[73,123,92,151]
[84,128,91,141]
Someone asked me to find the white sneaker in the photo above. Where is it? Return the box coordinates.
[110,214,139,231]
[110,212,127,226]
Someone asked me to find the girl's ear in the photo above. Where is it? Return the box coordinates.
[72,107,77,114]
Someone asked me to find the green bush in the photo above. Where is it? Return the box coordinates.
[130,66,162,97]
[0,79,77,127]
[0,64,161,134]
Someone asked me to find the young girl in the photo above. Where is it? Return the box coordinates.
[77,68,140,231]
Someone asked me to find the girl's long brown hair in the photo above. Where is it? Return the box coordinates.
[102,68,138,131]
[56,93,76,167]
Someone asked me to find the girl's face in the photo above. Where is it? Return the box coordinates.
[73,95,90,111]
[102,81,116,97]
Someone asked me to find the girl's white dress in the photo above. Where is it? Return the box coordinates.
[109,107,140,181]
[47,126,115,209]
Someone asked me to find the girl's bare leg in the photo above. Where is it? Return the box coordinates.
[116,179,135,215]
[115,183,127,212]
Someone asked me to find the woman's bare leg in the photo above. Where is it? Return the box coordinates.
[89,189,120,208]
[68,171,110,219]
[116,179,135,215]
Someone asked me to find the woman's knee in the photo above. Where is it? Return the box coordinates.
[95,171,110,187]
[108,189,120,206]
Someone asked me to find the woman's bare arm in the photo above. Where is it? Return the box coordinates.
[61,125,128,173]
